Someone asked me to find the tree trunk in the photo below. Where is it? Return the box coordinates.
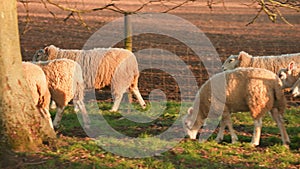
[0,0,56,167]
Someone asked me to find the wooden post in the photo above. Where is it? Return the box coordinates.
[124,13,132,51]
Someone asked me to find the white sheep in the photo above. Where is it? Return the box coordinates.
[183,68,290,146]
[22,62,53,129]
[290,79,300,97]
[277,61,300,97]
[222,51,300,73]
[35,58,90,129]
[33,45,146,112]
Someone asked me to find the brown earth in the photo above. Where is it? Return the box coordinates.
[17,0,300,103]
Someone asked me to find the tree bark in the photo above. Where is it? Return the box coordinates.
[0,0,56,167]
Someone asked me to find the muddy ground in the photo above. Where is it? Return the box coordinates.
[17,0,300,103]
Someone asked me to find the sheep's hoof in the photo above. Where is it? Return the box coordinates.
[215,138,223,143]
[109,109,118,112]
[231,140,239,144]
[53,125,59,130]
[283,144,290,149]
[141,104,147,109]
[250,143,259,147]
[231,137,239,144]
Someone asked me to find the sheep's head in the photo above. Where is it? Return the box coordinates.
[33,49,46,61]
[277,61,300,89]
[32,45,58,61]
[222,51,252,71]
[183,107,199,139]
[292,81,300,97]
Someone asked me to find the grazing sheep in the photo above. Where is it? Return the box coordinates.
[183,68,290,146]
[277,61,300,97]
[289,79,300,97]
[22,62,53,129]
[35,59,90,129]
[222,51,300,73]
[33,45,146,112]
[277,61,300,88]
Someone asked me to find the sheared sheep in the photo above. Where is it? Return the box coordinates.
[35,58,90,129]
[22,62,53,129]
[183,68,290,146]
[222,51,300,73]
[33,45,146,112]
[277,61,300,97]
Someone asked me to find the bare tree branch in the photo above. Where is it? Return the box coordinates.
[247,0,300,26]
[18,0,300,30]
[163,0,195,13]
[19,0,196,29]
[20,0,31,34]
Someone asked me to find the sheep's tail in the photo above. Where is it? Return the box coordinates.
[273,78,286,114]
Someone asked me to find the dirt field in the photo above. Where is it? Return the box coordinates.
[17,0,300,102]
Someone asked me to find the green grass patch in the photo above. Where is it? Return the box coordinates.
[15,102,300,168]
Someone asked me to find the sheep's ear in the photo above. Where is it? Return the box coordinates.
[288,61,295,71]
[187,107,193,115]
[237,51,251,60]
[44,46,50,55]
[44,45,56,57]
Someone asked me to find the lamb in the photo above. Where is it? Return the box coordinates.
[33,45,146,112]
[35,58,90,129]
[22,62,53,129]
[277,61,300,97]
[183,68,290,146]
[222,51,300,73]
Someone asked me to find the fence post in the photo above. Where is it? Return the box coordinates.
[124,13,132,51]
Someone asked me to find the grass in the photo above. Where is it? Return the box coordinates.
[15,101,300,168]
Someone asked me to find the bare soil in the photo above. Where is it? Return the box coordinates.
[18,0,300,103]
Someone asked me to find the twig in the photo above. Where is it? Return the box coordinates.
[20,0,31,34]
[163,0,194,13]
[275,6,294,26]
[246,7,263,26]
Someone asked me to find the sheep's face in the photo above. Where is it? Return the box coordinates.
[33,49,47,61]
[222,51,253,71]
[292,82,300,97]
[222,55,239,71]
[183,107,201,139]
[277,61,300,89]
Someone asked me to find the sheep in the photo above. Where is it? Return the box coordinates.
[35,58,90,129]
[22,62,53,129]
[222,51,300,73]
[33,45,146,112]
[277,61,300,97]
[183,68,290,146]
[289,79,300,97]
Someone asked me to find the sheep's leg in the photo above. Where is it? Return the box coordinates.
[226,117,238,143]
[215,118,225,143]
[127,92,133,104]
[53,106,65,129]
[215,113,238,143]
[74,100,91,129]
[188,129,198,139]
[251,117,262,146]
[132,87,146,109]
[111,93,123,112]
[270,108,290,146]
[40,108,54,129]
[50,100,56,109]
